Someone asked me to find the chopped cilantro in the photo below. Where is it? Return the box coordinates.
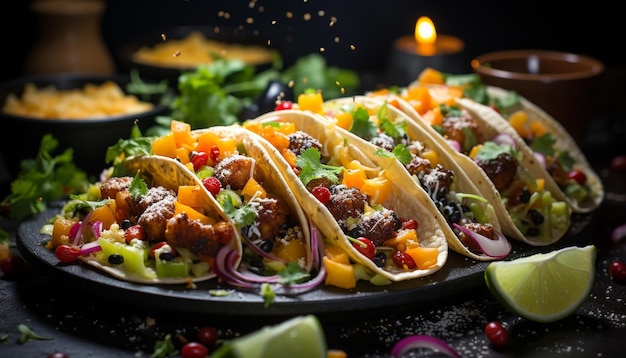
[18,324,52,345]
[129,171,149,199]
[220,194,257,228]
[474,141,518,161]
[374,144,412,165]
[296,148,343,187]
[349,106,378,139]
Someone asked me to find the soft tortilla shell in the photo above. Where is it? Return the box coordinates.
[248,110,448,281]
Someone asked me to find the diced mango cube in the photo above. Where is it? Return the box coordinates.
[323,256,356,289]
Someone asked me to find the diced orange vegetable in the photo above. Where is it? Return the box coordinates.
[151,133,177,158]
[217,137,238,160]
[176,146,190,163]
[428,85,462,107]
[170,119,191,133]
[272,121,296,135]
[529,120,547,138]
[177,185,204,209]
[342,167,367,190]
[297,92,324,114]
[384,229,419,251]
[360,176,391,204]
[422,105,444,126]
[272,239,306,263]
[324,244,350,265]
[170,120,195,148]
[534,178,545,193]
[50,218,78,249]
[420,149,439,166]
[403,86,431,115]
[89,199,118,230]
[241,177,266,201]
[469,144,484,159]
[417,67,445,85]
[280,147,298,168]
[323,256,356,289]
[508,110,530,138]
[405,246,438,269]
[174,201,215,225]
[196,131,220,154]
[334,112,353,130]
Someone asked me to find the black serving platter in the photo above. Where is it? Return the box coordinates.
[16,201,594,317]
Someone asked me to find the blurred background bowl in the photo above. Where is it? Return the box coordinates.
[0,73,169,181]
[471,49,604,146]
[119,26,277,87]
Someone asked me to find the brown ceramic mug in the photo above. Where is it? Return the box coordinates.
[471,50,604,147]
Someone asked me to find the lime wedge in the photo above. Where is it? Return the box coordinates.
[212,315,327,358]
[484,245,596,323]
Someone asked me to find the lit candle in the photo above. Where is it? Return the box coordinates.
[385,16,466,86]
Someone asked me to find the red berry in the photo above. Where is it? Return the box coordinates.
[209,145,221,164]
[190,151,209,172]
[202,177,222,197]
[609,260,626,284]
[124,224,145,244]
[567,169,587,185]
[275,100,293,111]
[197,326,218,347]
[352,237,376,261]
[150,242,176,259]
[402,218,418,230]
[0,255,25,277]
[611,155,626,172]
[181,342,208,358]
[55,245,82,263]
[311,186,331,205]
[485,321,508,348]
[392,250,416,270]
[47,353,69,358]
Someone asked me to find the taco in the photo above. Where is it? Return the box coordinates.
[242,109,449,285]
[146,122,321,293]
[473,85,603,214]
[320,95,511,261]
[397,68,603,214]
[47,155,243,284]
[371,86,572,246]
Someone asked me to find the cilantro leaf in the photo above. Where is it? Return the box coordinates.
[18,324,52,345]
[474,142,517,161]
[278,261,310,284]
[295,148,343,187]
[530,133,557,157]
[349,106,378,139]
[374,145,412,165]
[260,283,276,308]
[129,171,148,199]
[220,194,257,228]
[2,134,90,220]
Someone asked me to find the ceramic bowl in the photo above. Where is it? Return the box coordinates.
[0,73,169,180]
[471,49,604,146]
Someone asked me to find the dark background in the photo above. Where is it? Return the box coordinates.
[1,0,622,83]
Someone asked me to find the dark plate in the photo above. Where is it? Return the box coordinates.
[16,201,594,317]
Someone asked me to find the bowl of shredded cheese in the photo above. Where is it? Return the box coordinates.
[0,73,169,180]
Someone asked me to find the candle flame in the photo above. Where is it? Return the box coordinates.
[415,16,437,45]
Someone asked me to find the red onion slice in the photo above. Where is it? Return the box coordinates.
[80,241,102,255]
[453,223,511,259]
[391,335,461,358]
[492,133,517,149]
[611,223,626,244]
[447,139,461,152]
[534,151,547,168]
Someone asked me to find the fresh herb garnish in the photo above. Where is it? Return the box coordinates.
[129,171,148,199]
[349,106,378,139]
[220,194,257,228]
[295,148,343,187]
[18,324,52,345]
[474,141,518,161]
[2,134,90,221]
[374,144,413,165]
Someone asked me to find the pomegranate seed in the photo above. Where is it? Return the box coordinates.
[392,250,416,270]
[402,219,419,230]
[202,177,222,197]
[311,186,331,205]
[485,321,508,348]
[611,155,626,172]
[567,169,587,185]
[190,151,209,171]
[124,224,145,244]
[55,245,82,263]
[180,342,208,358]
[275,100,293,111]
[209,145,221,164]
[351,237,376,261]
[197,326,218,347]
[609,260,626,284]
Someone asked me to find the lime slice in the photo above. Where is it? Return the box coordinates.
[212,315,327,358]
[484,245,596,323]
